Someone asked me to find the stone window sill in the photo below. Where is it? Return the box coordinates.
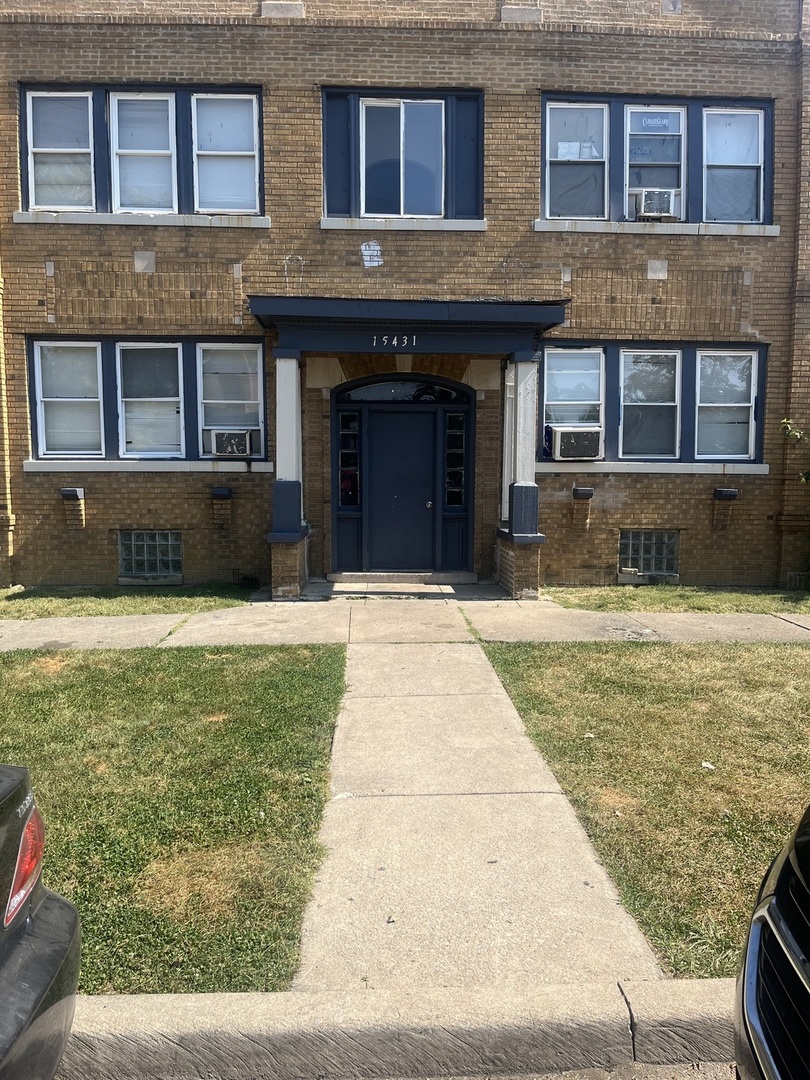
[24,459,275,473]
[534,218,780,237]
[536,462,769,475]
[14,211,271,229]
[321,217,487,232]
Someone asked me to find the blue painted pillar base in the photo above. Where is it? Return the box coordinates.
[498,482,545,544]
[266,480,308,543]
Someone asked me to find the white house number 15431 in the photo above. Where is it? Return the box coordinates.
[371,334,417,348]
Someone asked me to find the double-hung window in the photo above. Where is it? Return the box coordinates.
[540,344,763,463]
[696,350,756,458]
[703,110,764,223]
[23,88,262,216]
[33,342,103,456]
[30,339,265,462]
[323,88,483,221]
[544,349,604,427]
[545,104,608,219]
[117,344,183,457]
[620,350,680,458]
[27,92,95,210]
[542,95,771,224]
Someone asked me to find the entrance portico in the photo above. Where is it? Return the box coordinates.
[248,296,567,598]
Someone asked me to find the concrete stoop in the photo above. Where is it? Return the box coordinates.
[58,979,735,1080]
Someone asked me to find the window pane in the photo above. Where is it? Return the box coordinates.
[699,354,752,404]
[32,154,93,207]
[548,352,601,375]
[697,406,750,456]
[622,353,677,404]
[202,370,258,400]
[548,162,604,217]
[629,135,681,165]
[195,98,255,152]
[118,155,174,209]
[120,348,180,397]
[548,106,605,160]
[628,110,681,135]
[203,403,260,427]
[124,401,181,453]
[705,168,759,222]
[705,112,760,165]
[622,405,677,456]
[116,98,171,151]
[547,370,600,402]
[628,165,680,189]
[43,401,101,453]
[545,404,600,424]
[40,345,99,398]
[197,156,257,211]
[364,104,401,215]
[31,96,90,149]
[403,101,443,215]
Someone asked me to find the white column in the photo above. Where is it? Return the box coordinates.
[275,354,303,522]
[501,364,516,521]
[512,357,539,484]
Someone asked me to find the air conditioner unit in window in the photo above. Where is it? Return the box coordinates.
[212,430,252,457]
[638,188,677,218]
[550,426,602,461]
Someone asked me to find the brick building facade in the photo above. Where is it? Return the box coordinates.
[0,0,806,597]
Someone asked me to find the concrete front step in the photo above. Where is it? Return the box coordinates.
[327,572,478,584]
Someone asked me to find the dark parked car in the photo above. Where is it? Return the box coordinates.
[736,804,810,1080]
[0,766,80,1080]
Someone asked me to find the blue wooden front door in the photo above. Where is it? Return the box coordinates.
[333,377,473,573]
[368,409,435,570]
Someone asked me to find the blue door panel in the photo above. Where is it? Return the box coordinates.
[368,410,435,570]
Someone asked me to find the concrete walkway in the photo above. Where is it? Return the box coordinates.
[12,587,796,1078]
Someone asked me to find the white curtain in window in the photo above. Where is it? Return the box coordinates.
[194,98,257,212]
[43,401,102,453]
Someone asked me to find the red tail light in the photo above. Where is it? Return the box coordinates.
[4,806,45,928]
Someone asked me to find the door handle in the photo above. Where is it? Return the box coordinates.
[426,501,433,508]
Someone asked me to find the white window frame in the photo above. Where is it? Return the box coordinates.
[191,94,260,215]
[110,92,178,214]
[619,349,681,460]
[702,108,764,225]
[34,341,104,458]
[624,104,686,222]
[545,102,609,221]
[27,91,95,212]
[116,342,184,458]
[695,350,757,460]
[359,98,446,219]
[543,347,605,428]
[196,343,264,457]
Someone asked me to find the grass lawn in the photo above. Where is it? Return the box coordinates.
[486,640,810,978]
[539,584,810,614]
[0,584,251,620]
[0,645,345,994]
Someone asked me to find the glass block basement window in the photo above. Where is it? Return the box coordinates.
[119,530,182,578]
[619,529,679,575]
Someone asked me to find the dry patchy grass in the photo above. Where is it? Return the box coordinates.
[541,585,810,614]
[486,640,810,977]
[0,584,250,620]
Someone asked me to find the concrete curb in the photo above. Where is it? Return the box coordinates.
[58,979,735,1080]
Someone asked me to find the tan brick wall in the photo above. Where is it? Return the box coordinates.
[0,9,801,588]
[0,1,796,37]
[496,536,540,598]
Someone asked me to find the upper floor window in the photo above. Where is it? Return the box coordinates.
[323,88,483,220]
[30,339,264,460]
[23,88,261,216]
[543,96,771,224]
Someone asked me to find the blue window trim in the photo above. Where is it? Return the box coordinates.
[539,340,768,463]
[542,92,774,224]
[27,336,266,461]
[322,86,484,220]
[20,84,265,216]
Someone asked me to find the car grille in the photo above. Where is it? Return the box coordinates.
[750,862,810,1080]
